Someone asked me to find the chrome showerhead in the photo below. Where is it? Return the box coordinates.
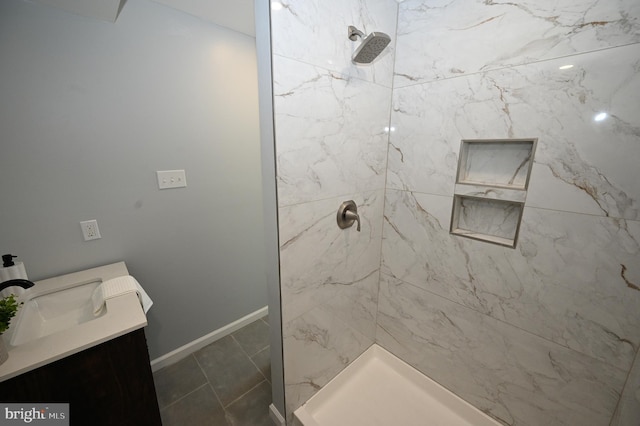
[348,25,391,64]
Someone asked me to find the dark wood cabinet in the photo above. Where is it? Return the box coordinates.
[0,328,162,426]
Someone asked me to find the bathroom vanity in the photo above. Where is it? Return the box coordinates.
[0,262,161,426]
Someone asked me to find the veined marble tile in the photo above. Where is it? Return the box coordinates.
[382,190,478,301]
[395,0,640,86]
[526,163,606,216]
[611,350,640,425]
[382,189,640,368]
[279,190,384,323]
[376,274,628,426]
[273,56,392,206]
[271,0,398,88]
[388,44,640,220]
[454,184,527,203]
[283,303,374,420]
[319,269,380,340]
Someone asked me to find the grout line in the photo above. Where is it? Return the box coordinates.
[374,0,402,344]
[247,347,271,384]
[272,53,394,90]
[230,335,271,386]
[159,381,210,411]
[381,271,630,371]
[232,324,271,358]
[393,42,640,89]
[248,344,271,359]
[156,321,272,424]
[223,379,269,409]
[608,345,639,426]
[231,334,253,358]
[277,187,388,209]
[387,187,640,222]
[192,353,227,410]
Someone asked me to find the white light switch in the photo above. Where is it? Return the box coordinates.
[157,170,187,190]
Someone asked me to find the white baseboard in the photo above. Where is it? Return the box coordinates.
[269,403,286,426]
[150,306,268,372]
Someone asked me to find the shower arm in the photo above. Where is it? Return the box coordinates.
[348,26,365,41]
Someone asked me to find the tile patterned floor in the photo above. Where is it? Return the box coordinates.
[153,316,272,425]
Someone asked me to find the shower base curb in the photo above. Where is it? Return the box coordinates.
[293,344,501,426]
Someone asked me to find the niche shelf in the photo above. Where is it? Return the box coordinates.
[450,196,524,248]
[450,138,537,248]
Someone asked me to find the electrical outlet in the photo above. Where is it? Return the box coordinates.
[80,220,101,241]
[157,170,187,190]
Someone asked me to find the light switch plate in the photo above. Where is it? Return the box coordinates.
[157,170,187,189]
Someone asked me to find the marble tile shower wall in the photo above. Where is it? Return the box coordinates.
[380,1,640,425]
[270,0,398,420]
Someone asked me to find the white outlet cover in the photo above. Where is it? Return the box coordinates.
[80,220,101,241]
[157,170,187,190]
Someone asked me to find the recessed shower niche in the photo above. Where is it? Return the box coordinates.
[450,139,537,248]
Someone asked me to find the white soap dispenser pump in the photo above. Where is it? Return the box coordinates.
[0,254,28,283]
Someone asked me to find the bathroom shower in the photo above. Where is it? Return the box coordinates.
[348,25,391,64]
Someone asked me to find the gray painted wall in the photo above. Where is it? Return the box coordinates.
[0,0,268,359]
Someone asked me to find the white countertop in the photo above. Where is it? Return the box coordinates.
[0,262,148,382]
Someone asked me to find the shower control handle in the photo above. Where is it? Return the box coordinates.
[344,210,361,232]
[337,200,361,232]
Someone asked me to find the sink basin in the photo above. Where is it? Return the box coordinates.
[0,261,147,383]
[10,279,106,346]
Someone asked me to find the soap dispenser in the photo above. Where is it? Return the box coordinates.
[0,254,28,283]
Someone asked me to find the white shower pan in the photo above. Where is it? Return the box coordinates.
[294,344,501,426]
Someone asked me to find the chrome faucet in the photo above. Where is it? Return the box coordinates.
[0,279,34,293]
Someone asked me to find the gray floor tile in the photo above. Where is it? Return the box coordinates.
[195,335,265,406]
[226,380,272,426]
[251,346,271,383]
[153,355,208,409]
[160,384,229,426]
[232,318,270,357]
[155,319,273,423]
